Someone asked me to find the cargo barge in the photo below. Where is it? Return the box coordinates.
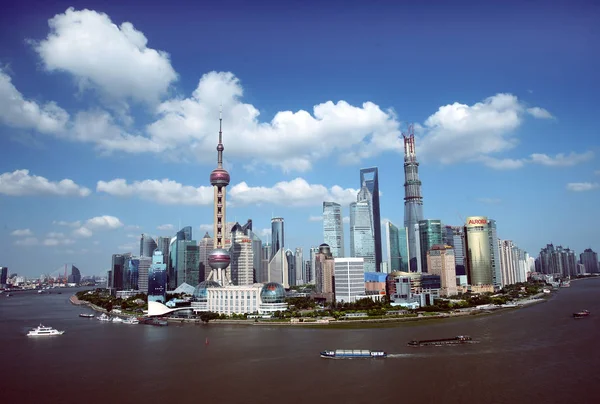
[408,335,473,347]
[320,349,387,359]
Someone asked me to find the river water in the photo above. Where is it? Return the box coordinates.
[2,280,599,404]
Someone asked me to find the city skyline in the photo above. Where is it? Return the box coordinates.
[1,3,599,276]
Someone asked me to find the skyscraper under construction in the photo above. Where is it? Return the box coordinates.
[403,124,424,272]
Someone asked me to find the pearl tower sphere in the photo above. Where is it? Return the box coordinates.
[208,111,231,275]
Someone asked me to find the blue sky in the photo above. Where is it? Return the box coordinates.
[1,0,598,277]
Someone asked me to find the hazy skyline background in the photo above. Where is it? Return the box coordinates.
[1,0,598,276]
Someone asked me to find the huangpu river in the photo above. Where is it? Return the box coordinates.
[2,279,600,404]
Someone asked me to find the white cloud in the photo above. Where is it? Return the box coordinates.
[477,197,502,204]
[32,8,177,105]
[478,156,525,170]
[15,237,39,246]
[530,151,594,167]
[419,93,551,166]
[157,224,174,231]
[11,228,33,237]
[0,169,91,197]
[43,237,75,246]
[98,177,358,207]
[308,215,323,222]
[566,182,599,192]
[97,178,213,205]
[229,178,358,207]
[72,227,93,238]
[53,220,81,228]
[46,232,65,238]
[526,107,554,119]
[199,224,213,232]
[343,216,350,224]
[126,224,141,230]
[85,215,123,230]
[0,68,69,134]
[258,228,271,238]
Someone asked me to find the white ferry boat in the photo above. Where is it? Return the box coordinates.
[27,324,65,337]
[123,317,139,325]
[320,349,387,359]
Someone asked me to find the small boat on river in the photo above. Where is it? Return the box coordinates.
[573,310,590,319]
[320,349,387,359]
[408,335,474,347]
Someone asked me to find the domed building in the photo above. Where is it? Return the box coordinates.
[259,282,288,314]
[192,280,221,301]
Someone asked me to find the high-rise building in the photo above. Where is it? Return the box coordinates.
[386,221,409,272]
[148,251,167,302]
[230,224,254,286]
[418,219,443,273]
[580,248,599,274]
[177,226,192,242]
[246,227,262,283]
[206,112,232,286]
[127,258,139,290]
[140,234,157,258]
[464,217,493,286]
[0,266,7,286]
[67,265,81,284]
[443,226,466,276]
[402,125,424,272]
[427,245,457,297]
[334,257,366,303]
[488,219,502,287]
[137,256,151,293]
[350,184,376,272]
[323,202,344,257]
[270,217,284,260]
[286,249,295,287]
[309,246,319,284]
[294,247,304,285]
[536,244,577,277]
[111,253,130,292]
[260,243,271,283]
[156,236,170,259]
[315,244,335,297]
[268,217,288,287]
[183,243,201,286]
[198,232,213,281]
[360,168,382,272]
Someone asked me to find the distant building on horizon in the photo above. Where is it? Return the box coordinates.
[334,257,366,303]
[418,219,443,274]
[148,251,167,303]
[268,217,289,288]
[386,221,409,272]
[402,125,424,273]
[580,248,599,274]
[140,234,157,258]
[350,183,376,273]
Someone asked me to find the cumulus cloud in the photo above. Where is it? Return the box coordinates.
[11,229,33,237]
[72,227,93,238]
[526,107,554,119]
[85,215,123,229]
[0,169,91,197]
[308,215,323,222]
[97,178,213,205]
[46,232,65,238]
[478,156,525,170]
[157,224,174,231]
[43,237,75,246]
[419,93,552,166]
[15,237,39,246]
[32,7,177,105]
[0,68,69,134]
[530,151,594,167]
[566,182,599,192]
[97,177,358,207]
[53,220,81,227]
[229,178,358,207]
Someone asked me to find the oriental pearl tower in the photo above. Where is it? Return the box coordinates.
[206,110,231,286]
